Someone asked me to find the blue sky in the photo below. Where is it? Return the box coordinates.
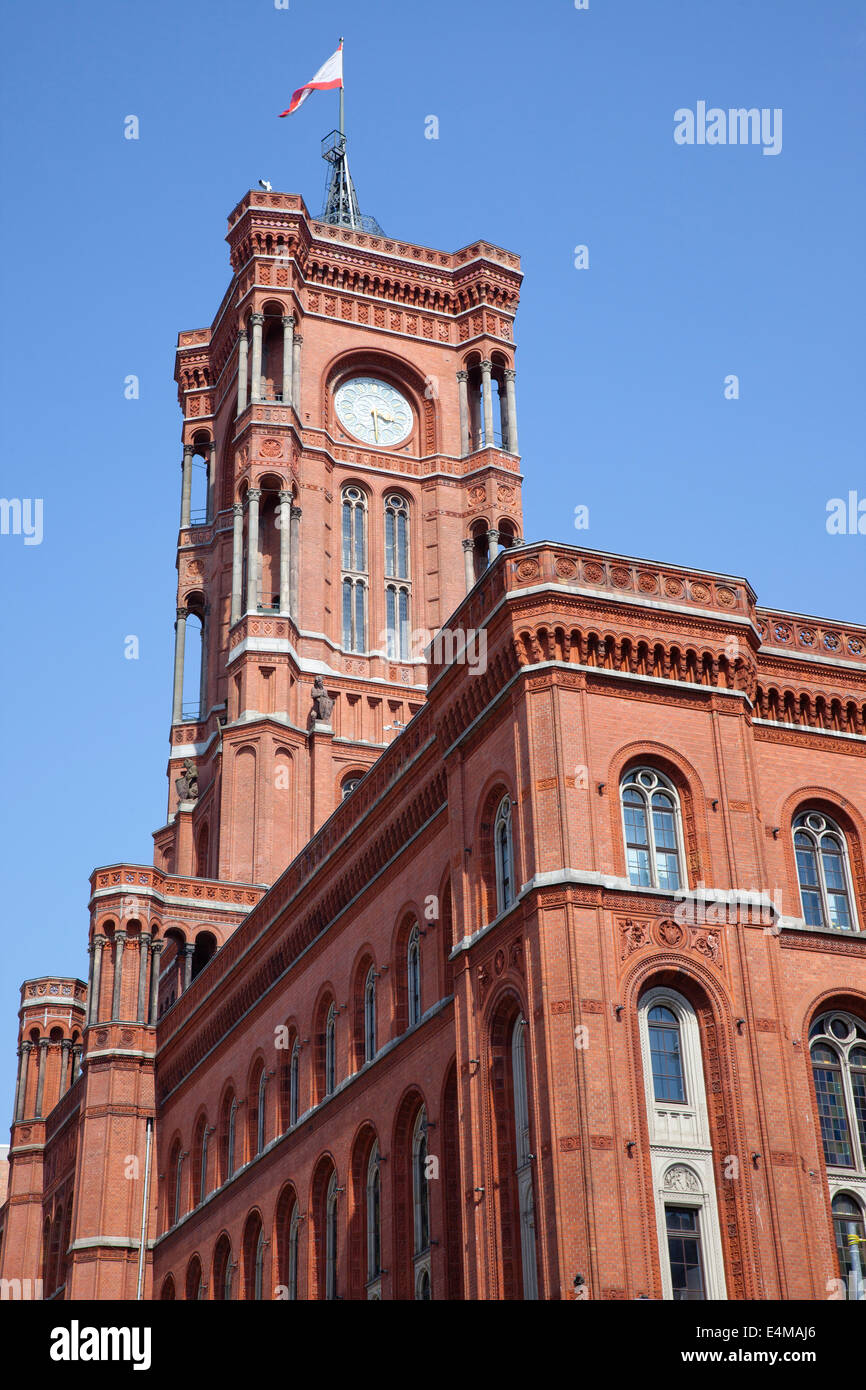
[0,0,863,1111]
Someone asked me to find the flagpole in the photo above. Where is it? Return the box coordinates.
[338,36,344,138]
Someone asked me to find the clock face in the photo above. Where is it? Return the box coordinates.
[334,376,413,447]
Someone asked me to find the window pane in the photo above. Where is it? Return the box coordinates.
[342,581,352,649]
[656,849,681,892]
[822,841,846,891]
[399,588,409,659]
[354,505,366,573]
[396,511,408,578]
[796,842,820,889]
[354,584,366,652]
[627,846,651,887]
[801,888,825,928]
[386,586,396,659]
[827,893,852,931]
[852,1067,866,1167]
[666,1207,706,1301]
[342,503,352,570]
[812,1054,854,1166]
[833,1197,866,1294]
[624,799,649,847]
[649,1018,686,1103]
[385,509,395,577]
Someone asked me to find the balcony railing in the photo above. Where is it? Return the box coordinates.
[181,702,201,723]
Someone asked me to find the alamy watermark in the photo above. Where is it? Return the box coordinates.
[674,103,782,157]
[0,497,42,545]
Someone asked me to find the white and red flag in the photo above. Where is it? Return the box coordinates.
[279,42,343,117]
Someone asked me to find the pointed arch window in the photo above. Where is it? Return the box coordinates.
[832,1193,866,1296]
[199,1123,209,1204]
[494,795,515,913]
[413,1107,431,1260]
[364,966,377,1063]
[621,767,685,891]
[512,1016,538,1299]
[173,1146,184,1225]
[288,1204,300,1300]
[289,1041,300,1126]
[227,1099,237,1180]
[407,925,421,1027]
[794,812,858,931]
[254,1223,265,1301]
[325,1002,337,1096]
[385,494,411,659]
[367,1143,382,1286]
[809,1012,866,1171]
[256,1068,267,1155]
[325,1171,338,1300]
[341,487,367,652]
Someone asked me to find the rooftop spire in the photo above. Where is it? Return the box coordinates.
[318,39,383,232]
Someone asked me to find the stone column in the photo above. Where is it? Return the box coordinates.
[60,1039,72,1097]
[246,488,261,613]
[148,941,164,1025]
[282,314,294,406]
[250,312,264,404]
[90,935,106,1024]
[504,368,519,454]
[290,505,302,619]
[111,930,126,1020]
[457,371,470,457]
[71,1044,82,1083]
[14,1042,32,1122]
[236,330,249,415]
[279,490,292,614]
[480,360,494,447]
[34,1039,49,1118]
[462,538,475,593]
[171,606,188,724]
[180,445,193,528]
[487,528,499,563]
[137,933,152,1022]
[292,335,303,412]
[183,943,196,991]
[231,502,244,625]
[207,441,217,521]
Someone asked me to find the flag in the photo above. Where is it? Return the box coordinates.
[279,43,343,117]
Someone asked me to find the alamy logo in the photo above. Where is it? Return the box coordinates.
[674,102,782,156]
[49,1321,152,1372]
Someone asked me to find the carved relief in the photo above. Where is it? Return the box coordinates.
[664,1164,702,1193]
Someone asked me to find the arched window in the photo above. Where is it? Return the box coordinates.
[638,987,727,1301]
[367,1142,382,1288]
[494,795,515,913]
[193,1118,209,1204]
[171,1143,184,1225]
[832,1193,866,1296]
[621,767,685,890]
[794,812,858,931]
[648,1005,686,1103]
[225,1098,237,1181]
[256,1068,267,1155]
[512,1016,538,1299]
[325,1003,337,1096]
[288,1204,301,1301]
[325,1171,338,1300]
[412,1107,432,1299]
[341,487,367,652]
[385,584,411,661]
[385,493,409,579]
[407,925,421,1027]
[809,1012,866,1172]
[185,1255,203,1301]
[342,775,362,800]
[254,1223,265,1300]
[364,966,377,1063]
[290,1041,300,1126]
[213,1235,232,1301]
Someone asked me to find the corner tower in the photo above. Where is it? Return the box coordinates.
[159,187,524,886]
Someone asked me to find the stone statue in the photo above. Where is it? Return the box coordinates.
[311,675,334,723]
[175,758,199,802]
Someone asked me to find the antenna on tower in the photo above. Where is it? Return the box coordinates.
[319,38,384,233]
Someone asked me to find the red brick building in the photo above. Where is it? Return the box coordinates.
[2,153,866,1302]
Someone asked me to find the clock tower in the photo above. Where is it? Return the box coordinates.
[160,145,524,887]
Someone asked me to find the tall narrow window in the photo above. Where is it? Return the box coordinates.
[325,1003,336,1096]
[809,1013,866,1172]
[341,487,367,652]
[257,1069,267,1155]
[364,966,377,1063]
[367,1143,382,1288]
[288,1204,300,1300]
[832,1193,866,1296]
[412,1108,431,1279]
[254,1224,265,1301]
[665,1207,706,1301]
[227,1099,237,1180]
[407,925,421,1027]
[173,1147,183,1225]
[494,795,515,913]
[512,1017,538,1299]
[325,1171,338,1300]
[621,768,685,890]
[648,1005,686,1103]
[199,1124,209,1204]
[384,494,411,659]
[794,812,858,931]
[290,1041,300,1125]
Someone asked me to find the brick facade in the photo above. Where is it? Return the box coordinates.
[1,188,865,1302]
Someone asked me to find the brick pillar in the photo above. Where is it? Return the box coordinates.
[290,505,302,619]
[71,1044,82,1083]
[462,539,475,593]
[279,490,292,615]
[183,943,195,991]
[250,312,264,404]
[504,368,519,454]
[246,489,261,613]
[34,1040,48,1118]
[89,935,106,1024]
[292,335,303,411]
[207,440,217,522]
[14,1042,32,1121]
[481,360,494,446]
[487,529,499,563]
[180,445,193,529]
[59,1039,71,1098]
